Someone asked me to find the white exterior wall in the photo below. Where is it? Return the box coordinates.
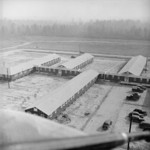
[0,66,10,75]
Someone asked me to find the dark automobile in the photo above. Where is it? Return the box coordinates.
[139,121,150,129]
[128,111,144,118]
[137,85,146,90]
[126,93,140,101]
[133,109,147,116]
[143,127,150,131]
[132,87,144,93]
[71,55,76,58]
[102,120,112,130]
[129,115,144,123]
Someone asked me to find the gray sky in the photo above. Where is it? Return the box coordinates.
[1,0,150,22]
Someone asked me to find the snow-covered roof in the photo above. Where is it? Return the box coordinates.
[27,69,99,115]
[118,55,146,76]
[33,53,60,66]
[59,53,94,69]
[0,66,8,75]
[1,54,60,75]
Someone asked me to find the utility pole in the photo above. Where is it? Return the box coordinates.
[127,114,133,150]
[145,57,148,73]
[7,68,10,89]
[104,71,106,81]
[78,43,80,54]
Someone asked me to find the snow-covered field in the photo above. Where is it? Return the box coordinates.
[0,74,68,110]
[0,51,126,111]
[82,59,125,73]
[0,51,47,67]
[0,51,150,150]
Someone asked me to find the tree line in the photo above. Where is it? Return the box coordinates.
[0,20,150,41]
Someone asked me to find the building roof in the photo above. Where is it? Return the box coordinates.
[59,53,94,69]
[27,69,99,115]
[8,54,60,75]
[33,53,60,66]
[118,55,146,76]
[0,66,8,75]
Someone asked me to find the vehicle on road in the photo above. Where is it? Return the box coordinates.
[102,120,112,130]
[132,87,144,93]
[133,109,147,116]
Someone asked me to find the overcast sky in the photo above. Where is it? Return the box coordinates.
[1,0,150,22]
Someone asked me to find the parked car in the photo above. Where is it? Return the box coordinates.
[129,114,144,123]
[143,127,150,131]
[143,67,149,72]
[132,87,144,93]
[139,121,150,130]
[128,111,144,118]
[133,109,147,116]
[71,55,76,58]
[126,93,140,101]
[137,85,146,91]
[102,120,112,130]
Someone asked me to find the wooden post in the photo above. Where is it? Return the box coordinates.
[7,68,10,89]
[145,57,148,73]
[127,114,133,150]
[78,43,80,54]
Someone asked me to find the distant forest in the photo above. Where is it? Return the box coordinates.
[0,20,150,41]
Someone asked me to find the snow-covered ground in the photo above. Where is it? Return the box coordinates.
[82,59,125,73]
[0,53,125,111]
[0,51,150,150]
[0,74,68,110]
[0,51,46,67]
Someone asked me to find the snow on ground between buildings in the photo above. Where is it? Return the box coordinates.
[82,59,125,73]
[0,51,150,150]
[0,74,68,110]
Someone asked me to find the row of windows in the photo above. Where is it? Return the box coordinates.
[98,73,150,83]
[129,77,150,82]
[73,58,93,70]
[11,68,33,76]
[9,68,33,80]
[41,58,60,66]
[63,69,78,75]
[37,67,80,76]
